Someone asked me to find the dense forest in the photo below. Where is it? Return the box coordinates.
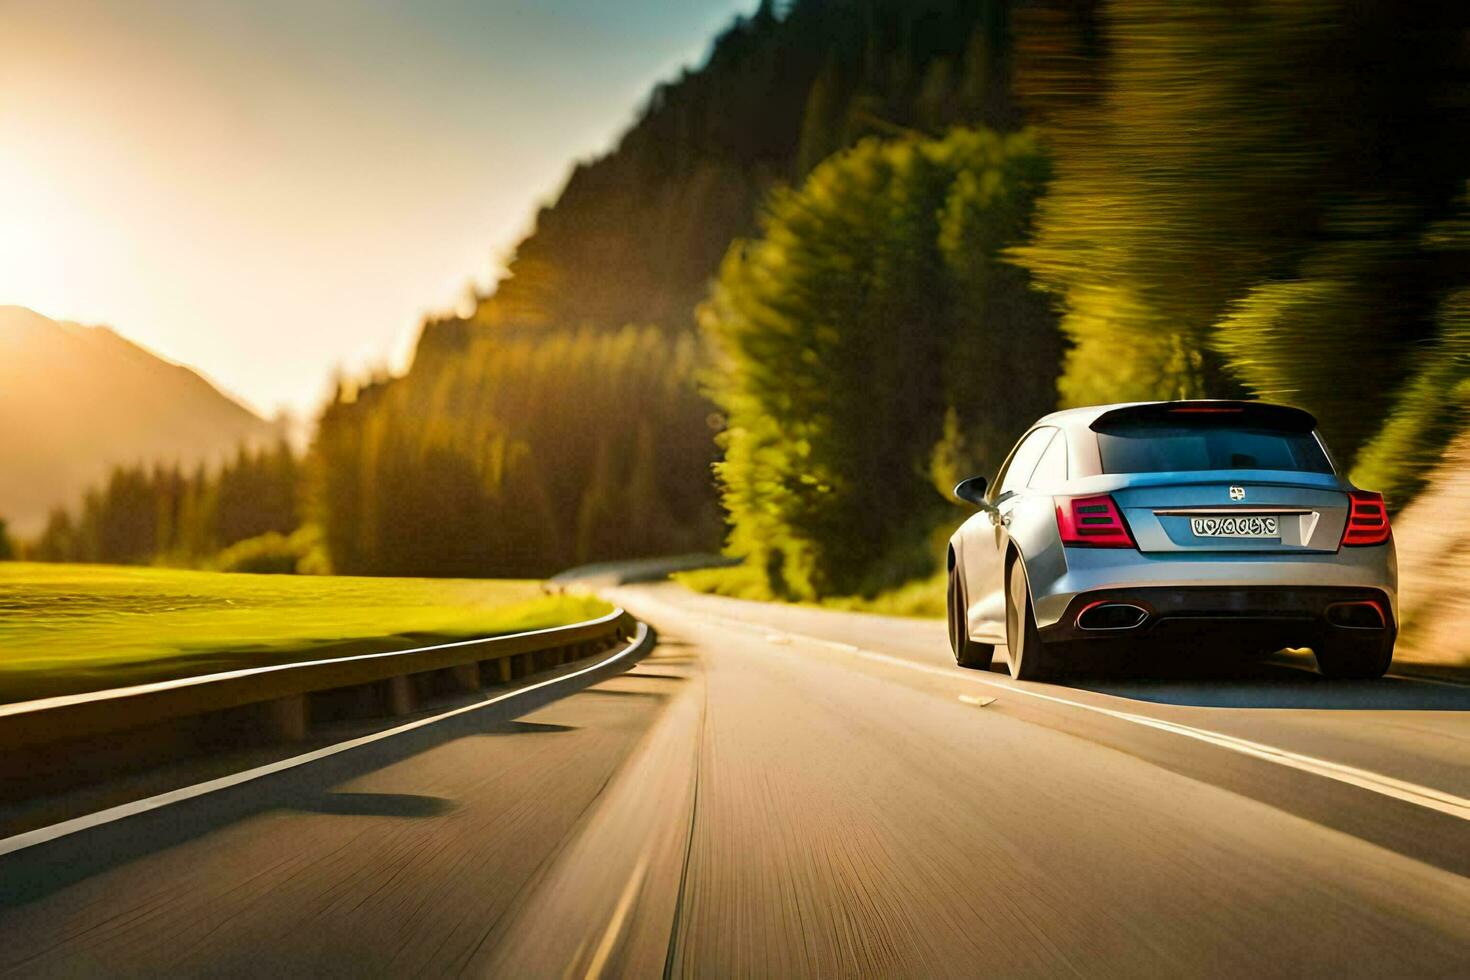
[313,326,715,577]
[20,0,1470,608]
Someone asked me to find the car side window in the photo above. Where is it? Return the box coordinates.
[1029,430,1068,487]
[996,427,1056,499]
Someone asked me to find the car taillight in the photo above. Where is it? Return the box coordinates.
[1057,494,1136,548]
[1341,491,1391,547]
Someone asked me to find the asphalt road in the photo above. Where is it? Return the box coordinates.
[2,583,1469,977]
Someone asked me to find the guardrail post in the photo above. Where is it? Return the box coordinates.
[451,663,481,693]
[264,695,309,742]
[494,657,513,684]
[385,675,416,716]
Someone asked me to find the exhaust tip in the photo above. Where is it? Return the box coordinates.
[1325,601,1386,630]
[1077,602,1149,631]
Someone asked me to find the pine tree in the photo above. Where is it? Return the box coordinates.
[704,127,1055,598]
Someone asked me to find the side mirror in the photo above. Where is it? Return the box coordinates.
[953,475,989,506]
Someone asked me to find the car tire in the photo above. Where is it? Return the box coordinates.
[1314,632,1394,680]
[1005,555,1056,682]
[948,567,995,670]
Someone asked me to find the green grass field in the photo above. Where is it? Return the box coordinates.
[675,564,947,619]
[0,563,611,704]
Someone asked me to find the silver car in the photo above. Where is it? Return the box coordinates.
[947,401,1397,681]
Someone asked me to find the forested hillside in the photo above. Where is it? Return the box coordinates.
[437,0,1020,346]
[314,327,713,577]
[313,0,1036,578]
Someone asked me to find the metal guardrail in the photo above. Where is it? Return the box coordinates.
[0,608,639,753]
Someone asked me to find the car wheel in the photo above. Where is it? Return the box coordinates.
[948,566,995,670]
[1005,555,1055,681]
[1314,632,1394,680]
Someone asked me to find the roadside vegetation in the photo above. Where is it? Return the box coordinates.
[676,565,948,620]
[0,563,609,704]
[702,127,1055,600]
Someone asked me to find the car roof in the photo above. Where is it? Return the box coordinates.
[1033,399,1317,434]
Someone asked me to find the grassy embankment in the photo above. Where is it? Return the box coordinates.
[0,563,610,704]
[675,564,947,619]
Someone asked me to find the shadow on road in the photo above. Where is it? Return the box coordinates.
[477,720,578,735]
[0,638,662,907]
[1074,655,1470,710]
[289,792,459,818]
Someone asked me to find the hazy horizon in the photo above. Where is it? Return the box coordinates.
[0,0,756,419]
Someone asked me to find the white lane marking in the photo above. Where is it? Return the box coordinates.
[851,647,1470,821]
[583,850,652,980]
[692,609,1470,823]
[958,695,996,707]
[0,625,651,857]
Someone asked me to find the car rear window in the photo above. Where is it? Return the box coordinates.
[1094,424,1333,475]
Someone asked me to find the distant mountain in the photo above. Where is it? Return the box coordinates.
[0,306,278,535]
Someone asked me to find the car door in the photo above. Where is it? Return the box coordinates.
[962,426,1058,640]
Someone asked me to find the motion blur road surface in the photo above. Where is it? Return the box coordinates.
[2,583,1469,976]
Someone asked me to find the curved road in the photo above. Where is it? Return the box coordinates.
[2,582,1468,976]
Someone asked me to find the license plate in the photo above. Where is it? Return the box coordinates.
[1191,516,1278,538]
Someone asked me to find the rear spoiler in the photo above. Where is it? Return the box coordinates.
[1090,401,1318,433]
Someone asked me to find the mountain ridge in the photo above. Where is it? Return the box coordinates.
[0,306,279,536]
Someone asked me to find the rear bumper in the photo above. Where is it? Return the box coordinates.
[1030,544,1397,633]
[1037,584,1395,649]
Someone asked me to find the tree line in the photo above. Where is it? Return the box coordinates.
[313,326,718,577]
[28,443,302,570]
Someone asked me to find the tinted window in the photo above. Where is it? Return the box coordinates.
[1095,424,1333,475]
[997,428,1056,497]
[1030,430,1068,486]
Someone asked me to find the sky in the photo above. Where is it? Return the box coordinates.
[0,0,756,421]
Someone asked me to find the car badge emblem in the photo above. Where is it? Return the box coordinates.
[1229,485,1246,501]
